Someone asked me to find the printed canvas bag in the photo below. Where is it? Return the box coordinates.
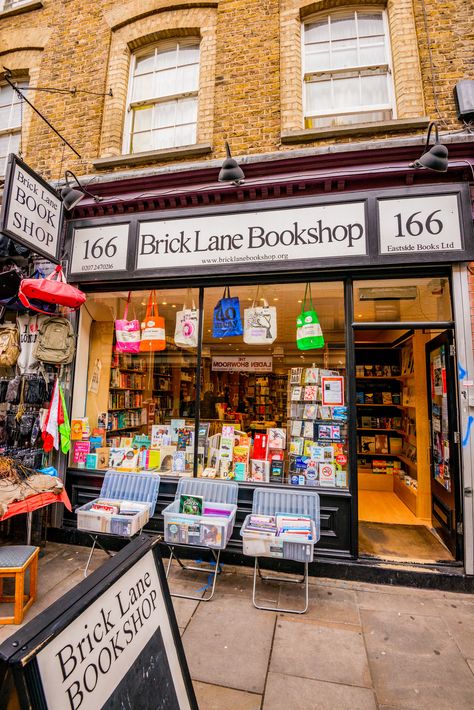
[175,289,199,348]
[140,290,166,352]
[33,316,76,365]
[244,287,277,344]
[212,286,243,338]
[296,283,325,350]
[0,324,20,367]
[115,291,140,353]
[17,314,47,373]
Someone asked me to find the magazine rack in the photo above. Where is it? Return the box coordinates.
[162,478,238,602]
[76,470,160,577]
[241,488,320,614]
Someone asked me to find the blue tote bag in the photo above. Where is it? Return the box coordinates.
[212,286,243,337]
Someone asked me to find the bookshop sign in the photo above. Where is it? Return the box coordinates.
[68,183,473,281]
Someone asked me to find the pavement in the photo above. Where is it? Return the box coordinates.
[1,542,474,709]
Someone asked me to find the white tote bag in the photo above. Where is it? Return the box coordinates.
[244,288,277,344]
[174,289,200,348]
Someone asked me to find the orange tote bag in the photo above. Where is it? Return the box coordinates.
[139,290,166,352]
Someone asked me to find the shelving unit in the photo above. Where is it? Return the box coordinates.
[107,353,148,439]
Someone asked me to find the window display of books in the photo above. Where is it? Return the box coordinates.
[287,367,348,489]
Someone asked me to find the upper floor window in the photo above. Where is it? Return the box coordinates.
[0,79,27,176]
[124,38,200,154]
[303,10,394,129]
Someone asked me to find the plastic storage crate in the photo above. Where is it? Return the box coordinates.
[77,470,160,537]
[162,478,238,550]
[241,488,320,563]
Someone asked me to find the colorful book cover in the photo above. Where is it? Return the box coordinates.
[270,459,284,482]
[108,447,126,468]
[303,421,314,439]
[177,427,194,451]
[233,461,247,481]
[89,436,103,452]
[291,386,302,402]
[331,425,341,441]
[289,437,304,455]
[303,439,315,457]
[72,441,90,465]
[375,434,389,453]
[117,448,139,470]
[360,436,376,453]
[310,445,326,461]
[291,420,303,437]
[173,451,186,473]
[332,407,348,421]
[304,367,319,384]
[96,447,110,470]
[290,368,303,385]
[179,494,203,515]
[85,453,98,470]
[305,460,319,486]
[267,450,284,461]
[71,418,90,441]
[249,459,270,482]
[151,425,171,448]
[252,432,268,459]
[303,403,318,420]
[317,424,333,440]
[318,406,333,420]
[119,437,133,448]
[303,385,318,401]
[335,470,348,487]
[170,419,185,444]
[268,428,286,450]
[146,449,161,470]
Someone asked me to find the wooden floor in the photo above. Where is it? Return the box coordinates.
[358,490,424,525]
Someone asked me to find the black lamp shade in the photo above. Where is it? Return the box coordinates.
[412,143,449,173]
[60,185,85,211]
[218,142,245,184]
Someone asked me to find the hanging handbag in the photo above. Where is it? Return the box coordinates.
[296,283,325,350]
[0,269,57,314]
[174,289,199,348]
[18,265,86,314]
[115,291,141,354]
[212,286,243,338]
[244,286,277,344]
[140,290,166,352]
[0,262,24,299]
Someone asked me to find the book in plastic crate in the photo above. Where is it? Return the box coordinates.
[162,500,236,549]
[240,514,316,563]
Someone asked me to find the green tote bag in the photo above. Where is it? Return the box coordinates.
[296,283,325,350]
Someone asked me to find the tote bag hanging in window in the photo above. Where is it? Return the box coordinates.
[244,287,277,344]
[212,287,243,338]
[175,289,200,348]
[115,291,140,354]
[140,290,166,352]
[296,283,325,350]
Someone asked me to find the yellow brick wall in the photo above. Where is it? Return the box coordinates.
[0,0,472,178]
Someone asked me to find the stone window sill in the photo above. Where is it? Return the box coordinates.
[281,118,431,143]
[0,1,42,19]
[92,143,213,170]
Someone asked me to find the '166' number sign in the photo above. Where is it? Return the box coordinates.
[378,194,462,254]
[70,224,129,275]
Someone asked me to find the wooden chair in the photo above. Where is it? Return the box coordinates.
[0,545,39,624]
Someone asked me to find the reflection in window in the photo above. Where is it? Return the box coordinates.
[125,39,200,154]
[353,278,452,323]
[0,79,28,176]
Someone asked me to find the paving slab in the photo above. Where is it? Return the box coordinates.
[262,672,377,710]
[467,659,474,676]
[182,594,276,693]
[171,595,200,630]
[279,584,360,625]
[361,608,474,709]
[356,588,439,616]
[270,616,372,688]
[193,681,261,710]
[434,599,474,657]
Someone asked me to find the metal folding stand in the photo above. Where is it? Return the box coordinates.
[84,534,114,578]
[165,545,222,601]
[252,558,309,614]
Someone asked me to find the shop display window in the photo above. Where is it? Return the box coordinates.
[74,281,348,489]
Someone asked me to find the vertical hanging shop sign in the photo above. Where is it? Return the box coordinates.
[0,154,63,262]
[0,536,197,710]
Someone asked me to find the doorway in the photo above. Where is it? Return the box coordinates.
[353,278,460,564]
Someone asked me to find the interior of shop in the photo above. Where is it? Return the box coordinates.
[75,276,458,565]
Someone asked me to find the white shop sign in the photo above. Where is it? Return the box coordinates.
[136,201,367,270]
[212,355,273,372]
[378,194,462,254]
[1,154,63,261]
[70,223,129,275]
[36,550,192,710]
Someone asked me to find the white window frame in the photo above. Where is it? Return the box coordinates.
[123,38,200,155]
[0,78,28,177]
[302,8,396,129]
[0,0,32,11]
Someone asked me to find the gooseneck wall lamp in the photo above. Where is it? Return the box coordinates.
[409,121,449,173]
[60,170,102,211]
[218,141,245,185]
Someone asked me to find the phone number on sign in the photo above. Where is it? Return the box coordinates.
[79,263,116,271]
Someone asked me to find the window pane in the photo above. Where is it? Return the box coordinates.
[357,12,384,37]
[134,52,155,76]
[305,46,330,72]
[178,43,200,66]
[306,80,332,112]
[330,14,356,41]
[0,133,10,155]
[354,278,452,322]
[331,39,358,69]
[132,74,151,102]
[0,104,12,127]
[333,76,360,108]
[175,64,199,94]
[131,131,153,153]
[305,20,329,43]
[152,126,175,149]
[155,68,177,98]
[361,74,388,105]
[174,123,196,146]
[359,42,386,66]
[176,97,198,125]
[133,106,153,132]
[156,46,178,71]
[154,101,176,129]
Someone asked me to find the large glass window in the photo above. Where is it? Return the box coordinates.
[76,281,348,490]
[0,79,28,176]
[303,10,394,129]
[124,39,200,154]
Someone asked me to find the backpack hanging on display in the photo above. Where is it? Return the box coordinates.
[115,291,140,354]
[212,286,243,338]
[243,287,277,344]
[174,289,199,348]
[0,323,20,367]
[296,283,325,350]
[140,290,166,352]
[33,316,76,365]
[19,264,86,314]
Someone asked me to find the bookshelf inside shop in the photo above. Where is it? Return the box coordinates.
[356,332,431,519]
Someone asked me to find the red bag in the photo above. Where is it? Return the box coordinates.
[18,265,86,314]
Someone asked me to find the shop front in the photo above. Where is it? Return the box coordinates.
[58,174,474,580]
